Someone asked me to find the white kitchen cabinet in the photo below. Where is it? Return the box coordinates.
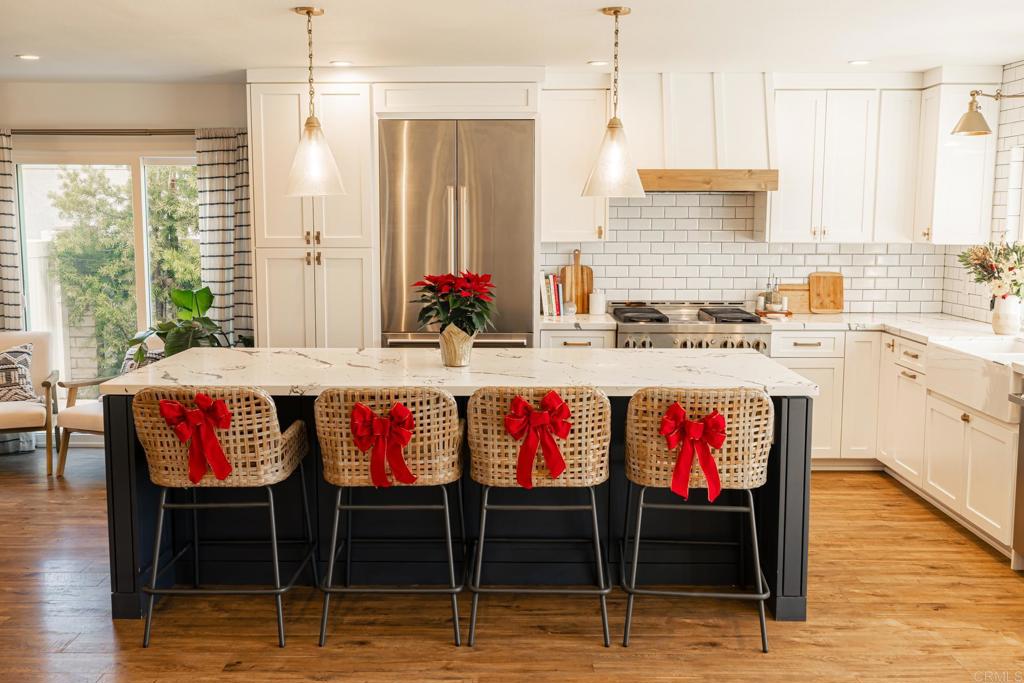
[665,73,717,168]
[962,411,1017,544]
[819,90,878,243]
[249,83,373,249]
[313,249,374,348]
[770,90,825,242]
[618,73,665,169]
[777,357,844,459]
[873,90,921,243]
[841,332,881,458]
[255,248,372,348]
[875,334,898,468]
[889,364,927,486]
[915,83,999,245]
[539,330,615,348]
[714,73,771,169]
[923,394,967,510]
[539,89,609,243]
[254,248,316,347]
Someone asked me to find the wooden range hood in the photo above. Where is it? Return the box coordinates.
[638,169,778,192]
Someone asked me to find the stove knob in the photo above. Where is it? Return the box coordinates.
[722,339,735,349]
[737,339,750,349]
[753,339,767,352]
[697,339,709,349]
[678,339,690,349]
[642,336,653,349]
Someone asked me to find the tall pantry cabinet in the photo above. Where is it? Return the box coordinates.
[248,83,375,347]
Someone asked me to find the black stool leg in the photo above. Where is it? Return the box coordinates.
[344,486,354,587]
[298,461,319,585]
[142,487,168,648]
[747,490,769,653]
[266,486,285,648]
[191,488,200,588]
[468,485,490,647]
[588,486,610,647]
[441,485,461,646]
[622,485,646,647]
[319,487,343,647]
[456,479,467,556]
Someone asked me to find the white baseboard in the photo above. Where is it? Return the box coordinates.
[811,457,885,472]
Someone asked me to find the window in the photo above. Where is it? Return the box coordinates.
[14,138,199,393]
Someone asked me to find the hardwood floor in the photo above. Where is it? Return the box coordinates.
[1,449,1023,682]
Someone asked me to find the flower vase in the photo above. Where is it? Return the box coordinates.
[440,325,476,367]
[992,295,1022,335]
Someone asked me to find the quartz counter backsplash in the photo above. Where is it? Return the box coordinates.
[539,191,987,320]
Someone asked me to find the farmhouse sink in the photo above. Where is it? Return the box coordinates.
[928,338,1023,423]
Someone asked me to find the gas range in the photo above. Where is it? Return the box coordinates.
[611,301,771,353]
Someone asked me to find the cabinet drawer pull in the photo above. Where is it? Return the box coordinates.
[902,350,920,360]
[562,340,593,347]
[792,341,823,347]
[305,251,312,266]
[960,413,971,423]
[900,370,918,380]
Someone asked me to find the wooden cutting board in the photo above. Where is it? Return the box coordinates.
[809,271,844,313]
[560,249,594,313]
[779,283,810,314]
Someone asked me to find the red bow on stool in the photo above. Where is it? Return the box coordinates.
[159,393,233,484]
[350,402,417,488]
[659,403,727,502]
[504,390,572,489]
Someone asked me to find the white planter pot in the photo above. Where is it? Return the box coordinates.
[992,295,1022,335]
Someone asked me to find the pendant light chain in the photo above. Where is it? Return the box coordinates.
[612,12,620,118]
[306,10,316,118]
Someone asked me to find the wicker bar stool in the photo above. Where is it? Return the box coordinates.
[132,386,316,648]
[621,387,774,651]
[314,387,464,646]
[466,386,612,647]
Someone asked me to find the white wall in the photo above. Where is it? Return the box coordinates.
[0,81,246,129]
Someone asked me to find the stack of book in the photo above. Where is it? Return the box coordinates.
[539,271,563,316]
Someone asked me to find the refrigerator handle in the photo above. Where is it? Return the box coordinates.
[446,185,456,273]
[458,185,468,272]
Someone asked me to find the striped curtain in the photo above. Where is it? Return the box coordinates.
[0,130,24,332]
[0,130,32,454]
[196,129,253,344]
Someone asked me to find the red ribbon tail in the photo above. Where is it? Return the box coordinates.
[202,425,233,481]
[370,438,390,487]
[187,438,207,484]
[695,441,722,502]
[538,430,566,480]
[671,442,695,500]
[386,440,417,485]
[515,432,539,489]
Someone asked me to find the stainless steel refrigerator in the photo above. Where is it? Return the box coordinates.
[379,119,535,347]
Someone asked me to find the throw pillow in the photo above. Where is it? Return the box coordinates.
[0,343,39,402]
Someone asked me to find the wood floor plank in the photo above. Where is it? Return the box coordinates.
[1,449,1023,681]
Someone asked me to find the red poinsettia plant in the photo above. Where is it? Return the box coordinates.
[413,271,497,336]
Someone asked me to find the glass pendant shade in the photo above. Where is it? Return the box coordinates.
[582,117,646,197]
[286,115,346,196]
[951,107,992,136]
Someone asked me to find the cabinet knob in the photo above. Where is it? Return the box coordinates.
[315,230,321,245]
[885,340,895,350]
[304,230,312,245]
[315,251,322,265]
[811,227,818,237]
[960,413,971,423]
[821,226,828,238]
[305,252,312,266]
[596,225,604,239]
[922,228,932,240]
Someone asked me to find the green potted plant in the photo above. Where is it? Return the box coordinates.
[129,286,230,362]
[412,272,496,366]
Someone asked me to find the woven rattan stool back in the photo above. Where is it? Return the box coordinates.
[133,386,303,488]
[467,386,610,488]
[626,387,774,492]
[315,387,461,487]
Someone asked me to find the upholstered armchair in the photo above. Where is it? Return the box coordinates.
[0,331,60,475]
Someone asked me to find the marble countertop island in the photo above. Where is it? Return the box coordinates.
[100,346,818,398]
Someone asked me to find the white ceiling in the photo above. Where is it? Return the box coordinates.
[4,0,1024,82]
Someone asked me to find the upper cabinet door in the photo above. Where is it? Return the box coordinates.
[250,84,314,249]
[665,73,717,168]
[771,90,826,242]
[913,87,940,243]
[618,73,665,168]
[313,84,374,249]
[714,73,771,168]
[820,90,878,243]
[539,89,609,243]
[874,90,921,243]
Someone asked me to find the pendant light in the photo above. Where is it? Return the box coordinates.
[286,7,345,196]
[582,7,645,198]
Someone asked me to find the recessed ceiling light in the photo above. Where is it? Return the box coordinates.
[848,59,871,66]
[329,60,353,67]
[588,60,609,66]
[15,54,40,61]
